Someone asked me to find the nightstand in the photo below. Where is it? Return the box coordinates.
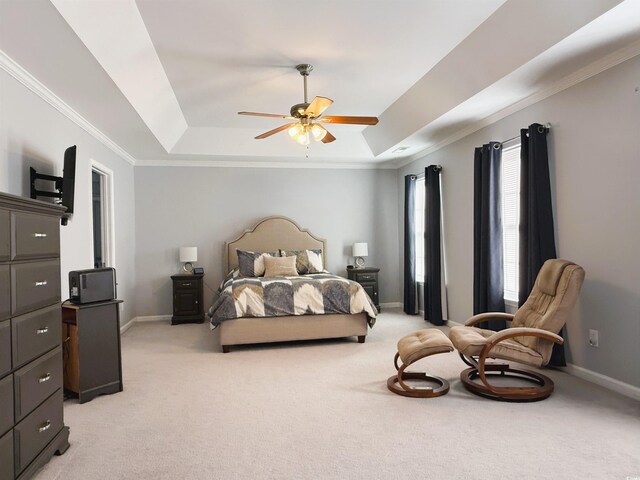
[347,267,380,312]
[171,274,204,324]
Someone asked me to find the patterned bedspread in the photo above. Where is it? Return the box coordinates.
[208,272,377,328]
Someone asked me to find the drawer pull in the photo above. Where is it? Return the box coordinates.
[38,420,51,433]
[35,280,48,287]
[181,283,192,287]
[34,233,48,238]
[38,373,51,383]
[37,326,49,335]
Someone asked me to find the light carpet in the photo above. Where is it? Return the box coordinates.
[34,309,640,480]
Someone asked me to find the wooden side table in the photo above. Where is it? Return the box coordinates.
[61,299,123,404]
[171,274,204,324]
[347,267,380,312]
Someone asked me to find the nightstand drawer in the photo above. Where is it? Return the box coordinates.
[11,212,60,261]
[174,278,197,289]
[14,390,63,474]
[355,272,377,282]
[0,374,13,436]
[14,347,63,422]
[0,429,13,480]
[12,305,62,368]
[11,260,60,316]
[0,209,9,261]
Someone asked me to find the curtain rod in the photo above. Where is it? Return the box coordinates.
[413,164,442,179]
[499,123,551,146]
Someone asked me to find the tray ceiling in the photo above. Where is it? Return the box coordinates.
[1,0,639,167]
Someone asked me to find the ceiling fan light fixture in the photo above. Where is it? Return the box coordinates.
[289,124,310,145]
[310,124,327,141]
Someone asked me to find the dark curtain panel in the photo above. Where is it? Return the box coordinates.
[424,166,444,325]
[519,123,564,365]
[473,142,506,330]
[403,175,418,314]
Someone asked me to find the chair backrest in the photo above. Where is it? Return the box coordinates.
[512,259,585,364]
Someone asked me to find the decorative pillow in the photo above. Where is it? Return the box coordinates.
[263,255,299,277]
[280,249,324,274]
[237,250,279,277]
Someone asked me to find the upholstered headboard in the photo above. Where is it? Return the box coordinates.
[224,216,327,274]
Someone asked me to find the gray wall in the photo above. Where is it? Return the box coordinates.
[399,55,640,388]
[134,167,400,316]
[0,69,137,325]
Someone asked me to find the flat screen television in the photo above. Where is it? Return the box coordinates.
[61,145,76,214]
[30,145,76,225]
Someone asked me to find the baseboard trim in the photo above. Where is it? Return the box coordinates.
[380,302,402,309]
[120,319,136,335]
[561,363,640,401]
[120,315,172,335]
[136,315,172,323]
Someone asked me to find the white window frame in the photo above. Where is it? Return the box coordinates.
[500,140,521,307]
[90,160,116,269]
[415,175,425,283]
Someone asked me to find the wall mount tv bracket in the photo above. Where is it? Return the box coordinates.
[30,167,69,225]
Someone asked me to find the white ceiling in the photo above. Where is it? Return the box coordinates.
[1,0,639,168]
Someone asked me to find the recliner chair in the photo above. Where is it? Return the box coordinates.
[449,259,585,402]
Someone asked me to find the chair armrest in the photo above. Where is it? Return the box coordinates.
[465,312,514,327]
[484,327,564,347]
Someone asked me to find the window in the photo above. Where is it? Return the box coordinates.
[415,176,425,282]
[91,161,115,269]
[501,142,521,303]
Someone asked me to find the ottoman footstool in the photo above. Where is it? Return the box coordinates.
[387,328,454,398]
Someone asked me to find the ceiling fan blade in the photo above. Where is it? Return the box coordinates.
[321,128,336,144]
[304,96,333,118]
[239,111,294,119]
[320,115,379,125]
[255,123,295,139]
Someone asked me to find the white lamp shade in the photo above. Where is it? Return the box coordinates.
[352,242,368,257]
[179,247,198,263]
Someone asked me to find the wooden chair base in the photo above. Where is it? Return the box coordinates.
[387,372,450,398]
[460,366,555,402]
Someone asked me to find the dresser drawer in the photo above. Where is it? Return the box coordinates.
[0,374,13,436]
[14,389,63,474]
[355,272,377,283]
[0,429,13,480]
[0,265,9,321]
[10,260,60,316]
[14,347,62,422]
[0,209,9,261]
[11,212,60,261]
[12,305,61,369]
[0,320,10,377]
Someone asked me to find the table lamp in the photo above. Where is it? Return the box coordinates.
[179,247,198,273]
[352,242,368,269]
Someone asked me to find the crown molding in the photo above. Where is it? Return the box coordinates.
[135,158,396,170]
[394,39,640,170]
[0,49,137,166]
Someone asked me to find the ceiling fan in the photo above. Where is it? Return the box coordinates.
[238,64,378,145]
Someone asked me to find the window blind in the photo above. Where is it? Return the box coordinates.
[415,176,425,282]
[501,144,521,302]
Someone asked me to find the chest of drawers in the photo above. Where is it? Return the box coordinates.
[0,192,69,480]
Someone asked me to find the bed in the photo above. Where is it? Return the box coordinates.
[209,216,376,352]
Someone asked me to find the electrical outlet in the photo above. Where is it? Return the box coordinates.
[589,329,599,347]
